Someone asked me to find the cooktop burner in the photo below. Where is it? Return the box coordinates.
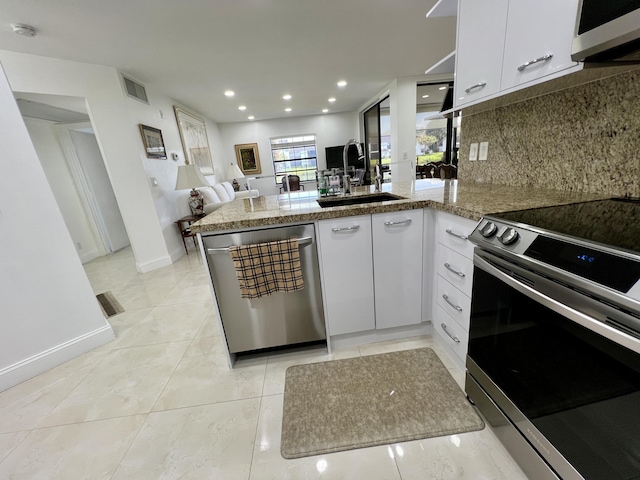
[495,197,640,254]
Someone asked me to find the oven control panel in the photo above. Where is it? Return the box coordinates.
[470,218,538,256]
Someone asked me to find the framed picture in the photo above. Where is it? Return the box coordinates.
[235,143,261,175]
[139,124,167,159]
[174,106,214,174]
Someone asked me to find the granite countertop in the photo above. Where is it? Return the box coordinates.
[191,179,608,234]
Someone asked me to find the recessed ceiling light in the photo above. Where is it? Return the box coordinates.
[285,107,292,112]
[224,90,235,97]
[322,109,329,113]
[238,105,247,111]
[438,86,447,90]
[328,97,336,103]
[422,94,430,98]
[283,94,292,100]
[11,23,36,37]
[337,80,347,87]
[248,115,255,120]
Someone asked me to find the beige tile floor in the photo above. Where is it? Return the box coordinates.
[0,246,529,479]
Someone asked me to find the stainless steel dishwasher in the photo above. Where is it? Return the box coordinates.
[202,223,326,353]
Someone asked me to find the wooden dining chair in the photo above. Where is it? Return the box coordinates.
[280,174,304,192]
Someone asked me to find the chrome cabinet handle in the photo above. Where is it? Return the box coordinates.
[441,323,460,343]
[331,225,360,233]
[464,82,486,93]
[445,228,468,240]
[517,54,553,71]
[384,219,412,226]
[444,262,465,277]
[442,293,463,312]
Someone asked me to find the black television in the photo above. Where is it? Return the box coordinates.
[325,144,366,170]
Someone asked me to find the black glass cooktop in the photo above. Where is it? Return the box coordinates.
[493,198,640,255]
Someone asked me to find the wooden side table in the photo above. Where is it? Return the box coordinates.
[175,215,203,254]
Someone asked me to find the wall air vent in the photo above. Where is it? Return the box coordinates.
[121,74,149,104]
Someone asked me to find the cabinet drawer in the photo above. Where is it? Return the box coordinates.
[435,275,471,331]
[436,245,474,297]
[436,212,477,259]
[434,304,469,365]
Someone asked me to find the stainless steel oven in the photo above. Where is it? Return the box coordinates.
[466,198,640,480]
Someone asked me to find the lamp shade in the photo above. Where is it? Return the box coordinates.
[227,163,245,179]
[175,164,209,190]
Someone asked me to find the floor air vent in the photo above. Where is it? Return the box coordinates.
[96,291,124,318]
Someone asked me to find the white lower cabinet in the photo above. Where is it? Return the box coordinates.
[318,210,424,336]
[433,211,478,372]
[372,209,424,329]
[317,215,375,335]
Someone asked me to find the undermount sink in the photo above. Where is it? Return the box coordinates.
[316,192,406,208]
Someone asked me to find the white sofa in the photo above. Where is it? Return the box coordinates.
[200,181,259,214]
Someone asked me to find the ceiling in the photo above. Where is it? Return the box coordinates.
[0,0,456,124]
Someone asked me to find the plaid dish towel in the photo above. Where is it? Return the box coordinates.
[229,239,305,299]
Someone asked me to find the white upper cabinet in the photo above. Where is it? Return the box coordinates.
[454,0,582,109]
[501,0,581,90]
[454,0,509,107]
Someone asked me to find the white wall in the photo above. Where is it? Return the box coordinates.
[0,50,172,272]
[218,112,359,195]
[0,64,114,391]
[123,86,226,260]
[23,117,104,263]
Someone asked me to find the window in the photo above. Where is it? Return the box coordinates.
[270,134,317,184]
[415,82,458,176]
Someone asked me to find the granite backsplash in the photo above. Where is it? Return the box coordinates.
[458,68,640,198]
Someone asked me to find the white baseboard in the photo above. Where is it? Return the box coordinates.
[169,244,187,263]
[136,254,172,273]
[0,324,115,392]
[79,248,102,264]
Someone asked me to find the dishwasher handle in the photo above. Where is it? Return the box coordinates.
[206,236,313,254]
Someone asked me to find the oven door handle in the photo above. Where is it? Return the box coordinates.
[474,253,640,354]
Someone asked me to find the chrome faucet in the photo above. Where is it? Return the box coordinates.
[342,139,364,195]
[374,164,382,192]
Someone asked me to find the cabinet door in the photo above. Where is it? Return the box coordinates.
[501,0,580,90]
[317,216,375,336]
[454,0,509,108]
[372,210,424,330]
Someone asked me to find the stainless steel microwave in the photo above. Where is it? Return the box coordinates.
[572,0,640,63]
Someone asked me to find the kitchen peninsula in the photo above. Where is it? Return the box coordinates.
[191,179,606,233]
[191,179,606,369]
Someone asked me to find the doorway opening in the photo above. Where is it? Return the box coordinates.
[15,93,130,263]
[415,82,459,179]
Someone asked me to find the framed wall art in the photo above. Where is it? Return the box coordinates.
[174,106,214,174]
[139,124,167,159]
[234,143,261,175]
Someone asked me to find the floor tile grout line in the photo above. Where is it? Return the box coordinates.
[146,319,202,416]
[25,354,108,432]
[12,411,148,434]
[107,413,149,480]
[0,429,33,467]
[246,394,264,480]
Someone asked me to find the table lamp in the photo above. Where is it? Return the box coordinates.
[175,162,210,216]
[227,163,245,191]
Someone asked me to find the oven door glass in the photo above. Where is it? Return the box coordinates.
[469,266,640,480]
